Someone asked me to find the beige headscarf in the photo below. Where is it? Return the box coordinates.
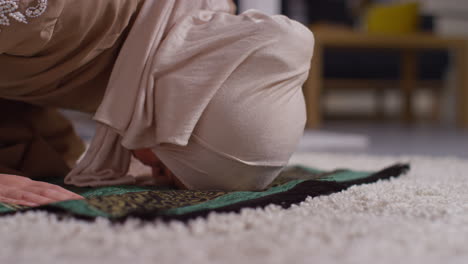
[65,0,314,187]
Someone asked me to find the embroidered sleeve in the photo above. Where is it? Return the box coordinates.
[0,0,48,31]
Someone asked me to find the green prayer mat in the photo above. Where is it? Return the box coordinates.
[0,164,409,222]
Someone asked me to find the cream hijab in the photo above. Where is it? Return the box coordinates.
[65,0,313,187]
[65,0,256,186]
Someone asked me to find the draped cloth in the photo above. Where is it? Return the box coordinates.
[63,0,315,188]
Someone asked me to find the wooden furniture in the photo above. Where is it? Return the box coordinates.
[304,25,468,128]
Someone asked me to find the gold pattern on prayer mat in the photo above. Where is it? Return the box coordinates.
[87,190,227,217]
[85,169,326,216]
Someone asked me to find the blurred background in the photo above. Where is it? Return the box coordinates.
[67,0,468,159]
[234,0,468,158]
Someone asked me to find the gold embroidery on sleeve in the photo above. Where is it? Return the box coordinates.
[0,0,48,31]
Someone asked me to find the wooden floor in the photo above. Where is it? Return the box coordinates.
[301,121,468,159]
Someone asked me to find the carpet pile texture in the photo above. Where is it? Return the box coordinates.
[1,153,468,264]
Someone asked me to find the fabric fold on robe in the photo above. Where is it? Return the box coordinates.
[65,0,314,187]
[0,100,85,179]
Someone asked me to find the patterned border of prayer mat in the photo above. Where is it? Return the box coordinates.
[0,164,410,222]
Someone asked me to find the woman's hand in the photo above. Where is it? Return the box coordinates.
[0,174,84,207]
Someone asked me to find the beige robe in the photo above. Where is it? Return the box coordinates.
[0,0,143,178]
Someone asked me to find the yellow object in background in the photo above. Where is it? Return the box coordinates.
[365,2,420,34]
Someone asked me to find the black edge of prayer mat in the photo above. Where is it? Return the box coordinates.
[115,163,410,223]
[0,164,410,223]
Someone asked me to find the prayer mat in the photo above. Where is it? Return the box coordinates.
[0,164,409,222]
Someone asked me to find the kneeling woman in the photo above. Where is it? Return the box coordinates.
[0,0,314,205]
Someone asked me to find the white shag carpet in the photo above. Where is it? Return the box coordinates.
[2,152,468,264]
